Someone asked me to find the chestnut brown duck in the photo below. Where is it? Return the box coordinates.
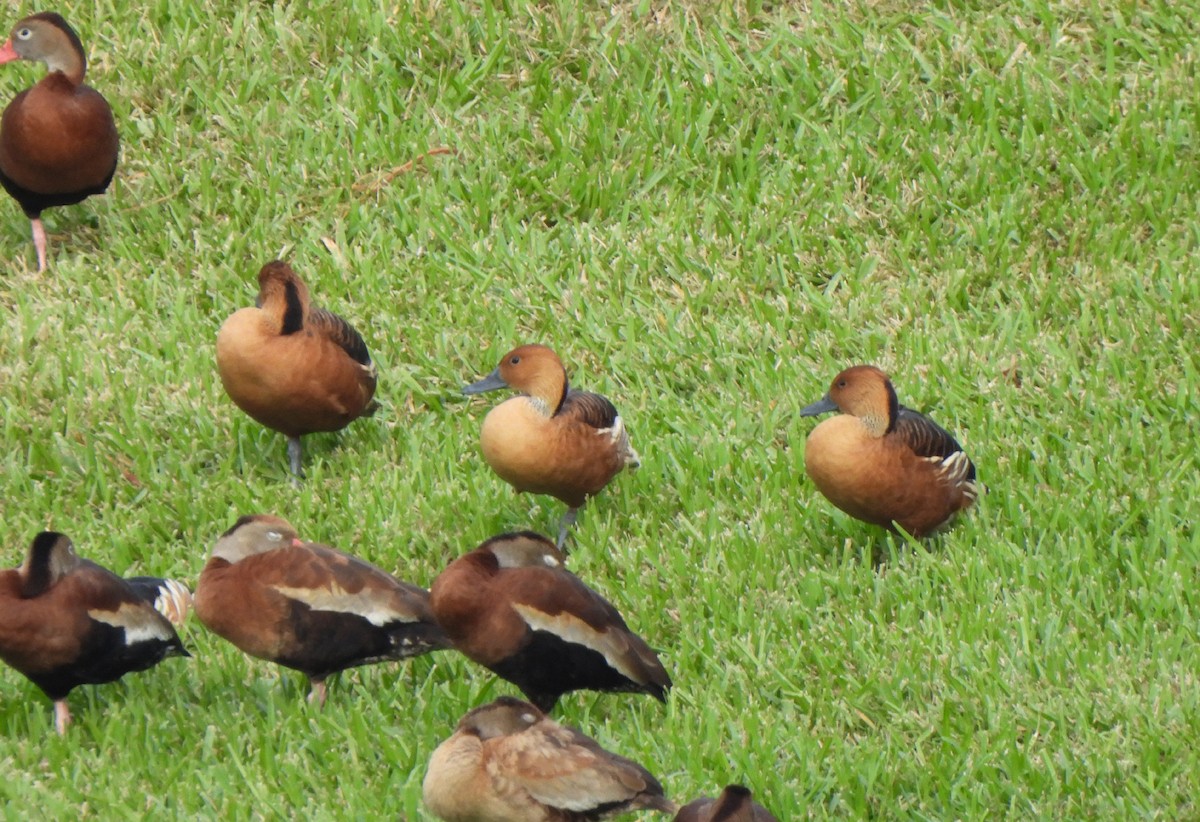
[424,696,677,821]
[194,514,449,705]
[0,532,189,734]
[216,261,378,478]
[800,365,978,538]
[0,12,118,271]
[430,531,670,712]
[463,344,640,549]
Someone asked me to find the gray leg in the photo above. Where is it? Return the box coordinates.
[287,436,305,479]
[556,507,580,551]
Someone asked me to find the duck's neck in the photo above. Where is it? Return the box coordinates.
[527,372,568,417]
[859,383,899,437]
[46,49,86,85]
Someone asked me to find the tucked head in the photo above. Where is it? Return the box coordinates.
[456,696,544,740]
[254,260,310,324]
[479,531,565,570]
[211,514,302,563]
[0,13,86,77]
[20,531,81,597]
[462,344,566,401]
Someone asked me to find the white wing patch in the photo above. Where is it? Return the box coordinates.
[271,583,415,627]
[511,603,643,683]
[89,603,174,644]
[597,416,641,468]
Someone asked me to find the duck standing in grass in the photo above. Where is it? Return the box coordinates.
[423,696,677,821]
[430,531,671,712]
[0,532,189,734]
[675,785,780,822]
[216,260,378,478]
[194,514,449,706]
[800,365,978,537]
[0,12,118,272]
[462,344,640,549]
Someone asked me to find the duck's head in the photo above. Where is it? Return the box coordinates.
[456,696,544,740]
[211,514,302,564]
[463,344,567,408]
[0,13,87,83]
[478,531,565,570]
[20,531,81,597]
[800,365,897,435]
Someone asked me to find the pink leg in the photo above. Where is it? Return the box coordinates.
[307,679,328,707]
[54,699,71,735]
[31,218,47,272]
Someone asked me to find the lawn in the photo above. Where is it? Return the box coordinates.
[0,0,1197,818]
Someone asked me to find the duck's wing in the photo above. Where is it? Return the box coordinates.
[895,406,976,482]
[561,390,620,430]
[310,308,373,368]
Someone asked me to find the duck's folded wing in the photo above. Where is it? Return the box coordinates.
[491,724,666,814]
[309,308,374,368]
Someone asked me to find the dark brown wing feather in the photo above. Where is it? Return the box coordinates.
[309,308,373,368]
[894,406,976,481]
[561,390,619,429]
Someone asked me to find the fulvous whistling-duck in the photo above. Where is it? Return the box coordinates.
[216,260,379,478]
[429,531,671,712]
[0,13,118,272]
[675,786,780,822]
[194,514,449,705]
[423,696,677,822]
[0,532,189,734]
[800,365,978,538]
[462,344,640,549]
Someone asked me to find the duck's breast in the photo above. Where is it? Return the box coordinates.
[0,77,117,196]
[479,397,627,506]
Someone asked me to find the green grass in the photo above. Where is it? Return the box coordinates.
[1,0,1198,817]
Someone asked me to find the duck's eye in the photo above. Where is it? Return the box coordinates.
[266,530,282,542]
[16,27,32,40]
[837,379,847,388]
[509,356,521,365]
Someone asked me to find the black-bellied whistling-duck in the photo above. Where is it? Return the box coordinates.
[193,514,449,705]
[0,532,189,734]
[423,696,677,822]
[799,365,978,538]
[675,786,780,822]
[462,344,640,549]
[0,12,118,272]
[429,531,670,712]
[216,260,379,478]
